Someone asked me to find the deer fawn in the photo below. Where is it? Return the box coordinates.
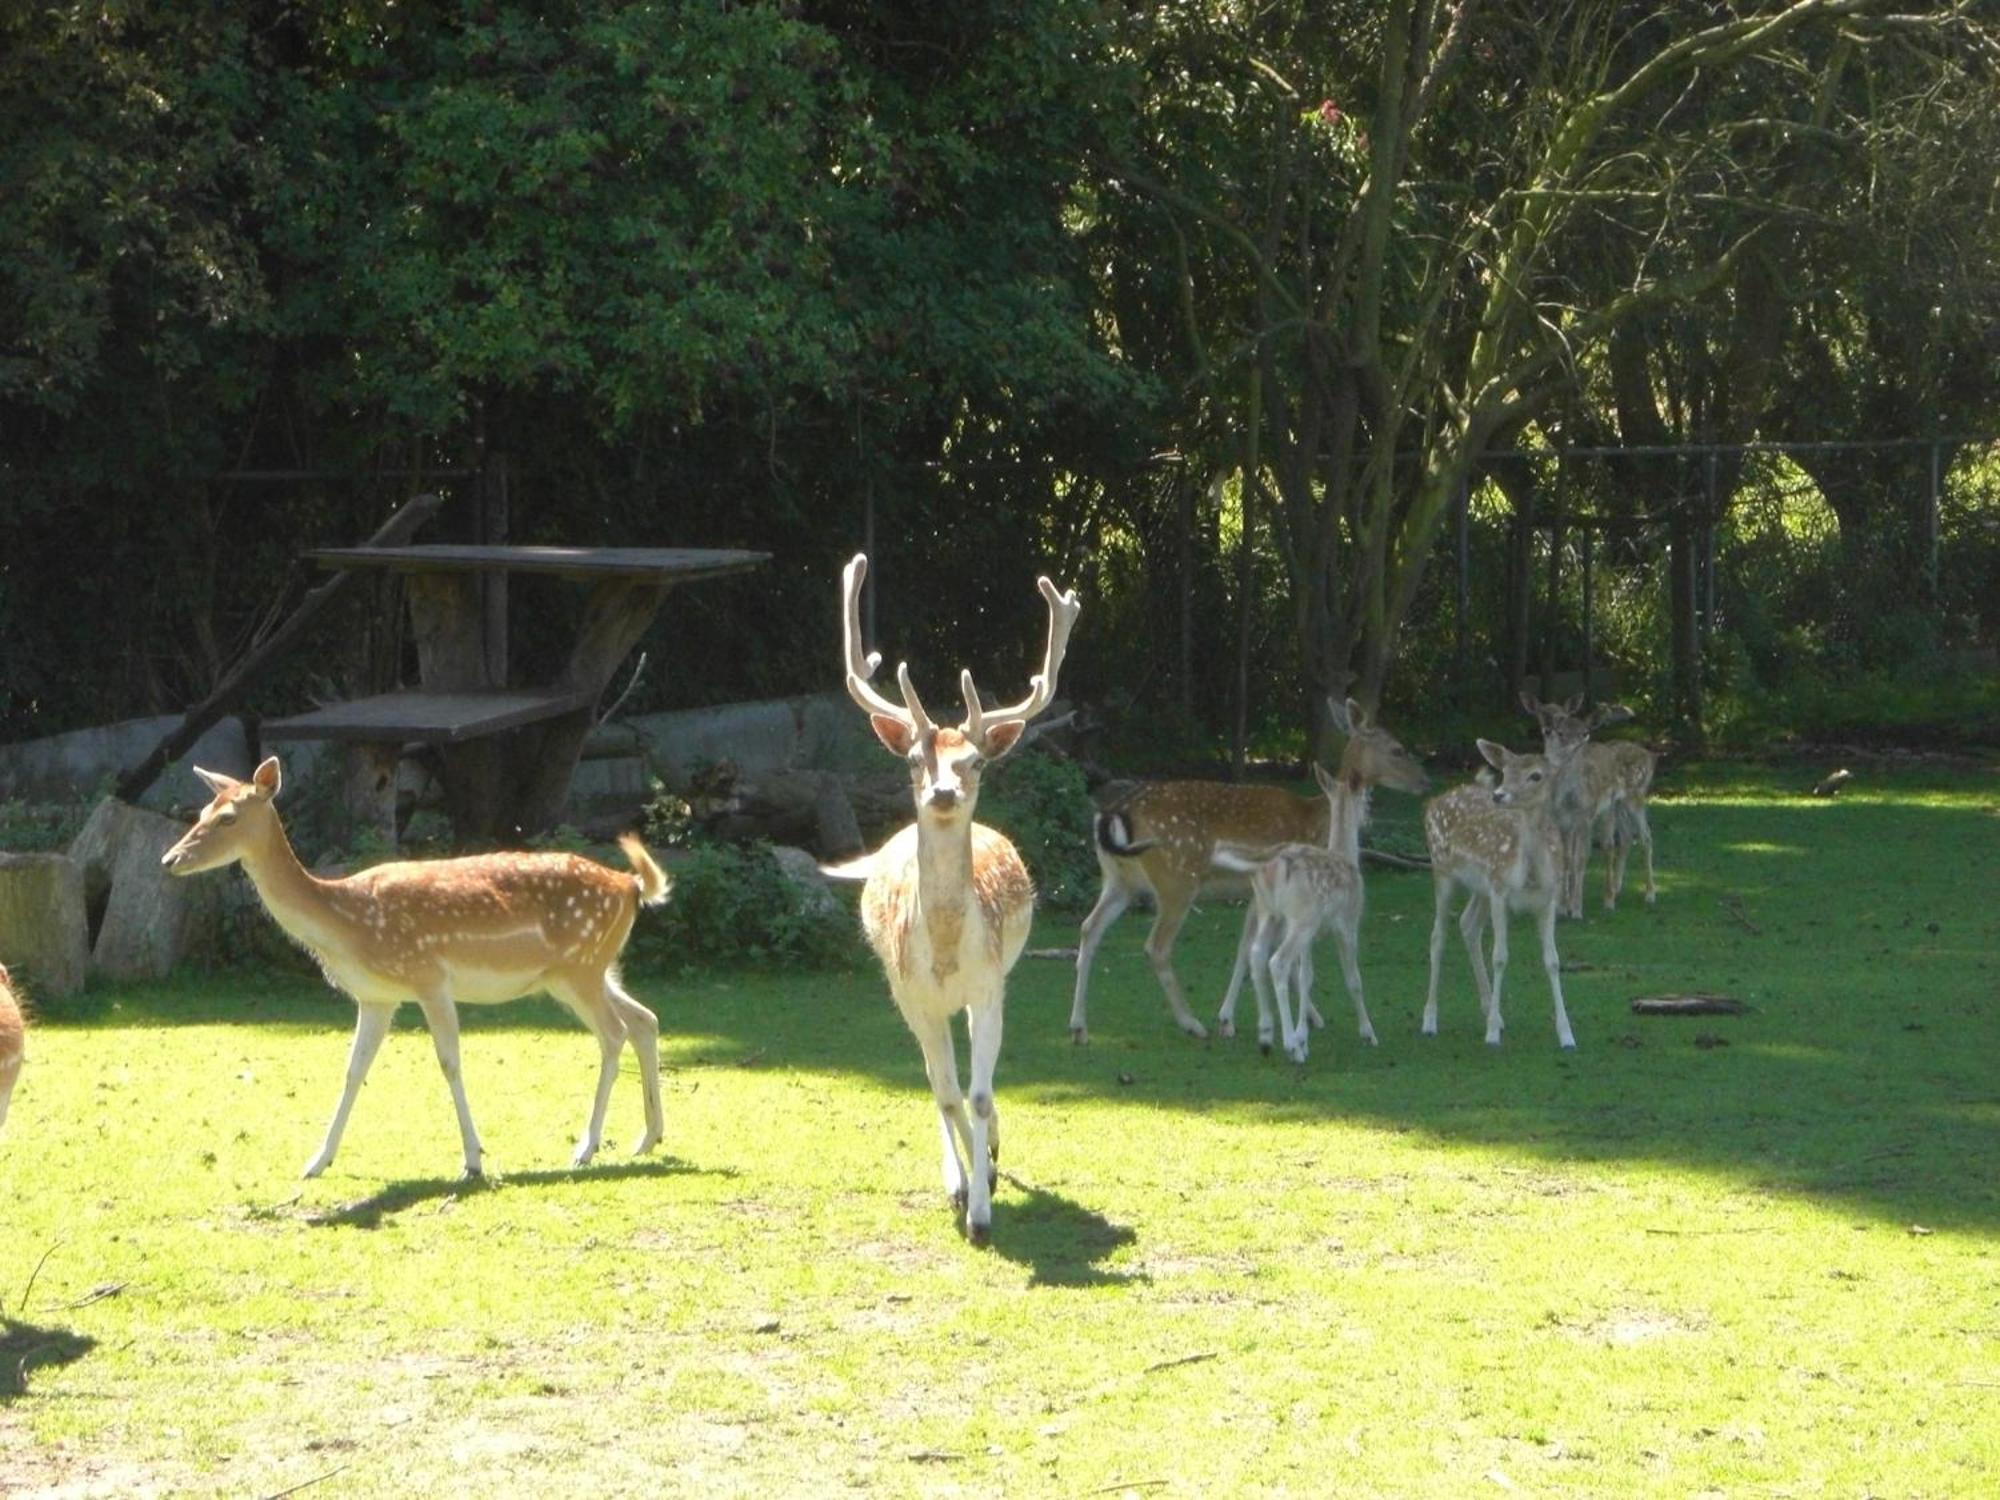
[162,758,671,1179]
[1209,698,1428,1061]
[1521,692,1659,915]
[1074,780,1344,1045]
[822,553,1078,1244]
[0,963,24,1133]
[1421,738,1579,1049]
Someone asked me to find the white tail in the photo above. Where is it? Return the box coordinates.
[1421,737,1578,1049]
[0,963,24,1134]
[162,757,671,1179]
[835,553,1079,1244]
[1520,692,1659,915]
[1211,699,1429,1061]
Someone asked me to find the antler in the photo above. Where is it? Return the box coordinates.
[840,554,915,724]
[961,576,1082,746]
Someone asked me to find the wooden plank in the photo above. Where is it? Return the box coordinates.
[303,544,770,582]
[114,493,447,803]
[263,689,595,745]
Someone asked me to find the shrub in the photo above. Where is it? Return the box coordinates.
[978,748,1100,913]
[631,841,863,973]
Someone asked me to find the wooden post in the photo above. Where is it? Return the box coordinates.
[480,453,510,688]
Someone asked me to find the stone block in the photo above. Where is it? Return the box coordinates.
[0,852,89,996]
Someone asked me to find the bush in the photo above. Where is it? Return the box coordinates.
[978,748,1100,913]
[630,841,863,973]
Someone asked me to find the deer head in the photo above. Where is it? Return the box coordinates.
[161,757,284,875]
[840,553,1080,824]
[1519,691,1631,761]
[1475,738,1574,813]
[1325,696,1429,797]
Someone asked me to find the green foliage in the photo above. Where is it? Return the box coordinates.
[978,747,1098,913]
[632,840,862,973]
[0,796,92,853]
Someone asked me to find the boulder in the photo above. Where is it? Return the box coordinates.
[0,852,89,996]
[769,845,843,919]
[71,800,228,981]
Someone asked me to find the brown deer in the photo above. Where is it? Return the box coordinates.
[1520,692,1659,915]
[1209,698,1429,1058]
[1071,705,1426,1044]
[822,553,1078,1244]
[162,758,671,1179]
[1421,738,1579,1048]
[0,962,25,1133]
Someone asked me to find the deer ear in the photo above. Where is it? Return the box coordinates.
[1325,697,1353,736]
[1313,762,1339,797]
[251,757,283,796]
[870,714,917,757]
[192,765,238,796]
[1565,692,1585,714]
[1518,690,1541,717]
[1476,738,1508,771]
[981,720,1027,759]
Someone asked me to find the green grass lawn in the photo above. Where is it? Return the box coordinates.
[3,761,1998,1497]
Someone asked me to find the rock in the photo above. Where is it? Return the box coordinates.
[769,845,843,918]
[0,852,90,996]
[73,801,228,981]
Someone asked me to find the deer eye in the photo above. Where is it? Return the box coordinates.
[1528,771,1543,783]
[216,805,239,823]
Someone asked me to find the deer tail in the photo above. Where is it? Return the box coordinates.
[1095,810,1155,858]
[618,834,672,907]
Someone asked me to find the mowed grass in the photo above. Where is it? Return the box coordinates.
[3,761,1998,1497]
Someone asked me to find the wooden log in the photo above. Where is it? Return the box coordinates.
[1629,993,1749,1016]
[114,492,445,803]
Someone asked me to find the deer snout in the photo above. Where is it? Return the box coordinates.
[927,784,963,811]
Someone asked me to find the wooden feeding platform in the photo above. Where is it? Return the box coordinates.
[261,539,770,843]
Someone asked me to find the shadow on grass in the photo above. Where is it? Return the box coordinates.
[40,768,2000,1235]
[0,1318,97,1401]
[988,1173,1143,1289]
[308,1156,726,1230]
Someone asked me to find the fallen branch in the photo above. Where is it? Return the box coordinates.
[16,1237,64,1314]
[1080,1482,1169,1497]
[1026,946,1080,961]
[260,1464,352,1500]
[1362,846,1431,870]
[1630,993,1749,1016]
[52,1282,125,1311]
[1143,1350,1219,1375]
[1719,894,1762,936]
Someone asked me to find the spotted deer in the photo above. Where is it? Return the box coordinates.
[1074,781,1342,1045]
[822,553,1079,1244]
[1209,698,1429,1061]
[1520,692,1659,915]
[1421,738,1580,1049]
[162,758,671,1179]
[0,962,24,1133]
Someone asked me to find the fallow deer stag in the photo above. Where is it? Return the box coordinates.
[822,553,1078,1244]
[0,962,25,1133]
[162,758,671,1179]
[1520,692,1659,916]
[1421,738,1579,1049]
[1210,698,1429,1061]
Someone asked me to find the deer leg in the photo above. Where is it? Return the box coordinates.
[303,1002,395,1179]
[1070,872,1134,1044]
[1247,907,1281,1053]
[1458,894,1496,1030]
[1333,918,1375,1046]
[1271,926,1313,1063]
[1631,800,1657,906]
[908,1010,972,1212]
[1567,822,1590,919]
[415,990,485,1179]
[1422,875,1453,1036]
[1298,945,1326,1031]
[607,975,665,1155]
[1218,904,1261,1040]
[1484,907,1510,1047]
[1143,896,1211,1040]
[1603,805,1628,910]
[1539,899,1576,1048]
[549,974,630,1168]
[964,997,1005,1244]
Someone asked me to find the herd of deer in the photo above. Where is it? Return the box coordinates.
[0,553,1657,1247]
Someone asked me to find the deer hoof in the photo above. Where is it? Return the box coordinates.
[966,1219,991,1248]
[1070,1027,1089,1046]
[1180,1018,1210,1041]
[571,1141,599,1168]
[1360,1029,1378,1047]
[1217,1017,1235,1039]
